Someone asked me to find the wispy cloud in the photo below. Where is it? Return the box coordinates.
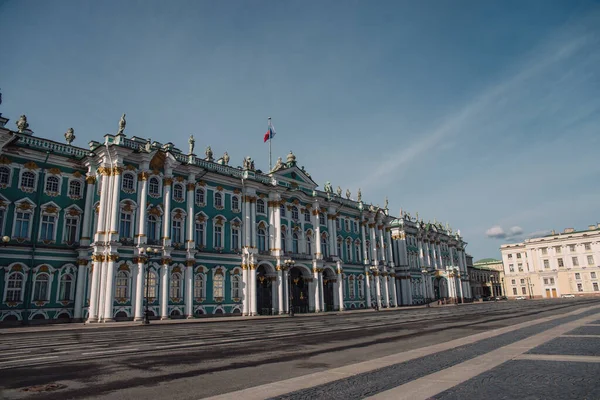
[485,225,523,240]
[356,18,595,191]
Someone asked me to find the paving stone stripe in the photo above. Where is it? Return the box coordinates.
[515,354,600,363]
[201,305,599,400]
[368,310,600,400]
[526,336,600,357]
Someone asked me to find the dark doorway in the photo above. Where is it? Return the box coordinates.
[289,267,309,313]
[434,278,441,300]
[256,265,273,315]
[322,269,335,311]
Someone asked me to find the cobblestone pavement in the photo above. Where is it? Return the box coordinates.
[0,299,599,400]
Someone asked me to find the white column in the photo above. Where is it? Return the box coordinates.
[337,262,344,311]
[87,257,102,322]
[313,205,322,258]
[251,196,257,248]
[134,260,145,320]
[268,202,275,250]
[314,268,322,312]
[73,263,87,319]
[283,268,289,313]
[379,228,386,263]
[250,265,257,315]
[242,263,249,316]
[185,264,193,318]
[137,173,148,244]
[186,180,195,248]
[277,266,284,314]
[375,273,382,308]
[274,200,282,254]
[365,268,372,308]
[361,223,368,261]
[162,178,172,247]
[382,274,389,307]
[370,225,378,264]
[160,264,168,319]
[80,176,96,244]
[95,171,110,243]
[102,256,116,322]
[390,275,397,307]
[109,170,122,240]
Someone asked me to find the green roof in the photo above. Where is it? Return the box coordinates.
[474,258,501,264]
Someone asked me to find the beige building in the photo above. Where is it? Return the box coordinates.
[501,224,600,299]
[469,259,504,299]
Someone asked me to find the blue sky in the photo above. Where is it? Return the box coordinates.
[1,0,599,260]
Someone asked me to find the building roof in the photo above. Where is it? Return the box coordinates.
[474,258,501,264]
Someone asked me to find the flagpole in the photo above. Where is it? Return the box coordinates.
[268,117,272,172]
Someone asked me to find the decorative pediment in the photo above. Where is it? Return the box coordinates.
[271,164,317,190]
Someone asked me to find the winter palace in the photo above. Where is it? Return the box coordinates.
[0,111,472,324]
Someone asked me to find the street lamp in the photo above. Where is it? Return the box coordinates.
[284,258,295,316]
[142,246,161,325]
[1,236,9,246]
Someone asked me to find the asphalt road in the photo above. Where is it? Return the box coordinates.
[1,299,599,400]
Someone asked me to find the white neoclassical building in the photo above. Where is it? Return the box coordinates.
[501,226,600,299]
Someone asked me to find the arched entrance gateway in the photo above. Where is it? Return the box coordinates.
[289,267,310,314]
[256,265,273,315]
[434,277,449,300]
[322,268,336,311]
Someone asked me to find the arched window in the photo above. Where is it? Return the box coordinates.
[281,231,287,253]
[68,180,82,197]
[59,274,74,301]
[257,199,265,214]
[214,222,223,248]
[147,271,158,298]
[195,188,205,205]
[337,239,342,258]
[291,206,299,220]
[231,274,241,299]
[231,225,240,250]
[20,171,35,190]
[194,274,205,298]
[119,210,133,239]
[214,192,223,208]
[148,177,160,196]
[170,273,182,298]
[348,276,355,299]
[355,242,362,262]
[306,233,312,255]
[115,271,130,299]
[231,196,239,211]
[45,176,60,193]
[171,216,183,244]
[258,228,266,252]
[122,173,135,191]
[33,273,50,301]
[6,272,24,302]
[0,166,10,185]
[292,232,299,254]
[213,273,224,299]
[173,184,184,201]
[321,236,328,257]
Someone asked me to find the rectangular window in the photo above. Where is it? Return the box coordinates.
[541,248,547,255]
[521,287,527,295]
[358,279,364,299]
[348,278,355,298]
[65,217,78,243]
[40,215,56,241]
[511,279,516,285]
[575,273,581,280]
[518,263,523,271]
[572,257,579,267]
[509,264,514,272]
[345,220,350,232]
[336,218,340,230]
[577,283,583,292]
[319,214,325,225]
[588,255,594,265]
[232,228,239,250]
[543,259,550,269]
[214,225,223,248]
[570,245,576,252]
[591,272,597,279]
[512,287,517,295]
[555,247,561,254]
[171,219,182,244]
[304,210,310,222]
[119,213,132,238]
[585,243,591,251]
[558,258,564,267]
[195,223,204,246]
[594,283,599,292]
[15,212,31,238]
[550,278,555,284]
[517,253,522,259]
[508,254,513,259]
[520,279,525,285]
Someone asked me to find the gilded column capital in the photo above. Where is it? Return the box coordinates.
[77,258,89,266]
[98,166,112,176]
[161,257,172,265]
[85,175,97,185]
[241,264,248,270]
[186,183,195,191]
[163,177,173,186]
[185,260,195,267]
[112,166,123,175]
[138,171,149,181]
[249,264,257,270]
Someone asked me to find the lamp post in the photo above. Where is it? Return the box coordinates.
[1,236,9,246]
[142,246,161,325]
[369,265,379,310]
[421,268,430,306]
[284,258,295,316]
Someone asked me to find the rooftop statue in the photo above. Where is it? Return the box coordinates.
[205,146,213,162]
[117,113,126,135]
[16,115,29,133]
[357,188,362,202]
[384,196,388,209]
[346,189,351,199]
[273,156,284,171]
[64,127,75,145]
[223,152,230,165]
[324,181,333,193]
[188,135,195,154]
[336,186,342,196]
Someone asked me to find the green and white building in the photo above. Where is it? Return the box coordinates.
[0,111,471,324]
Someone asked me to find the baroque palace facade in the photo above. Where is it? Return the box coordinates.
[0,111,471,324]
